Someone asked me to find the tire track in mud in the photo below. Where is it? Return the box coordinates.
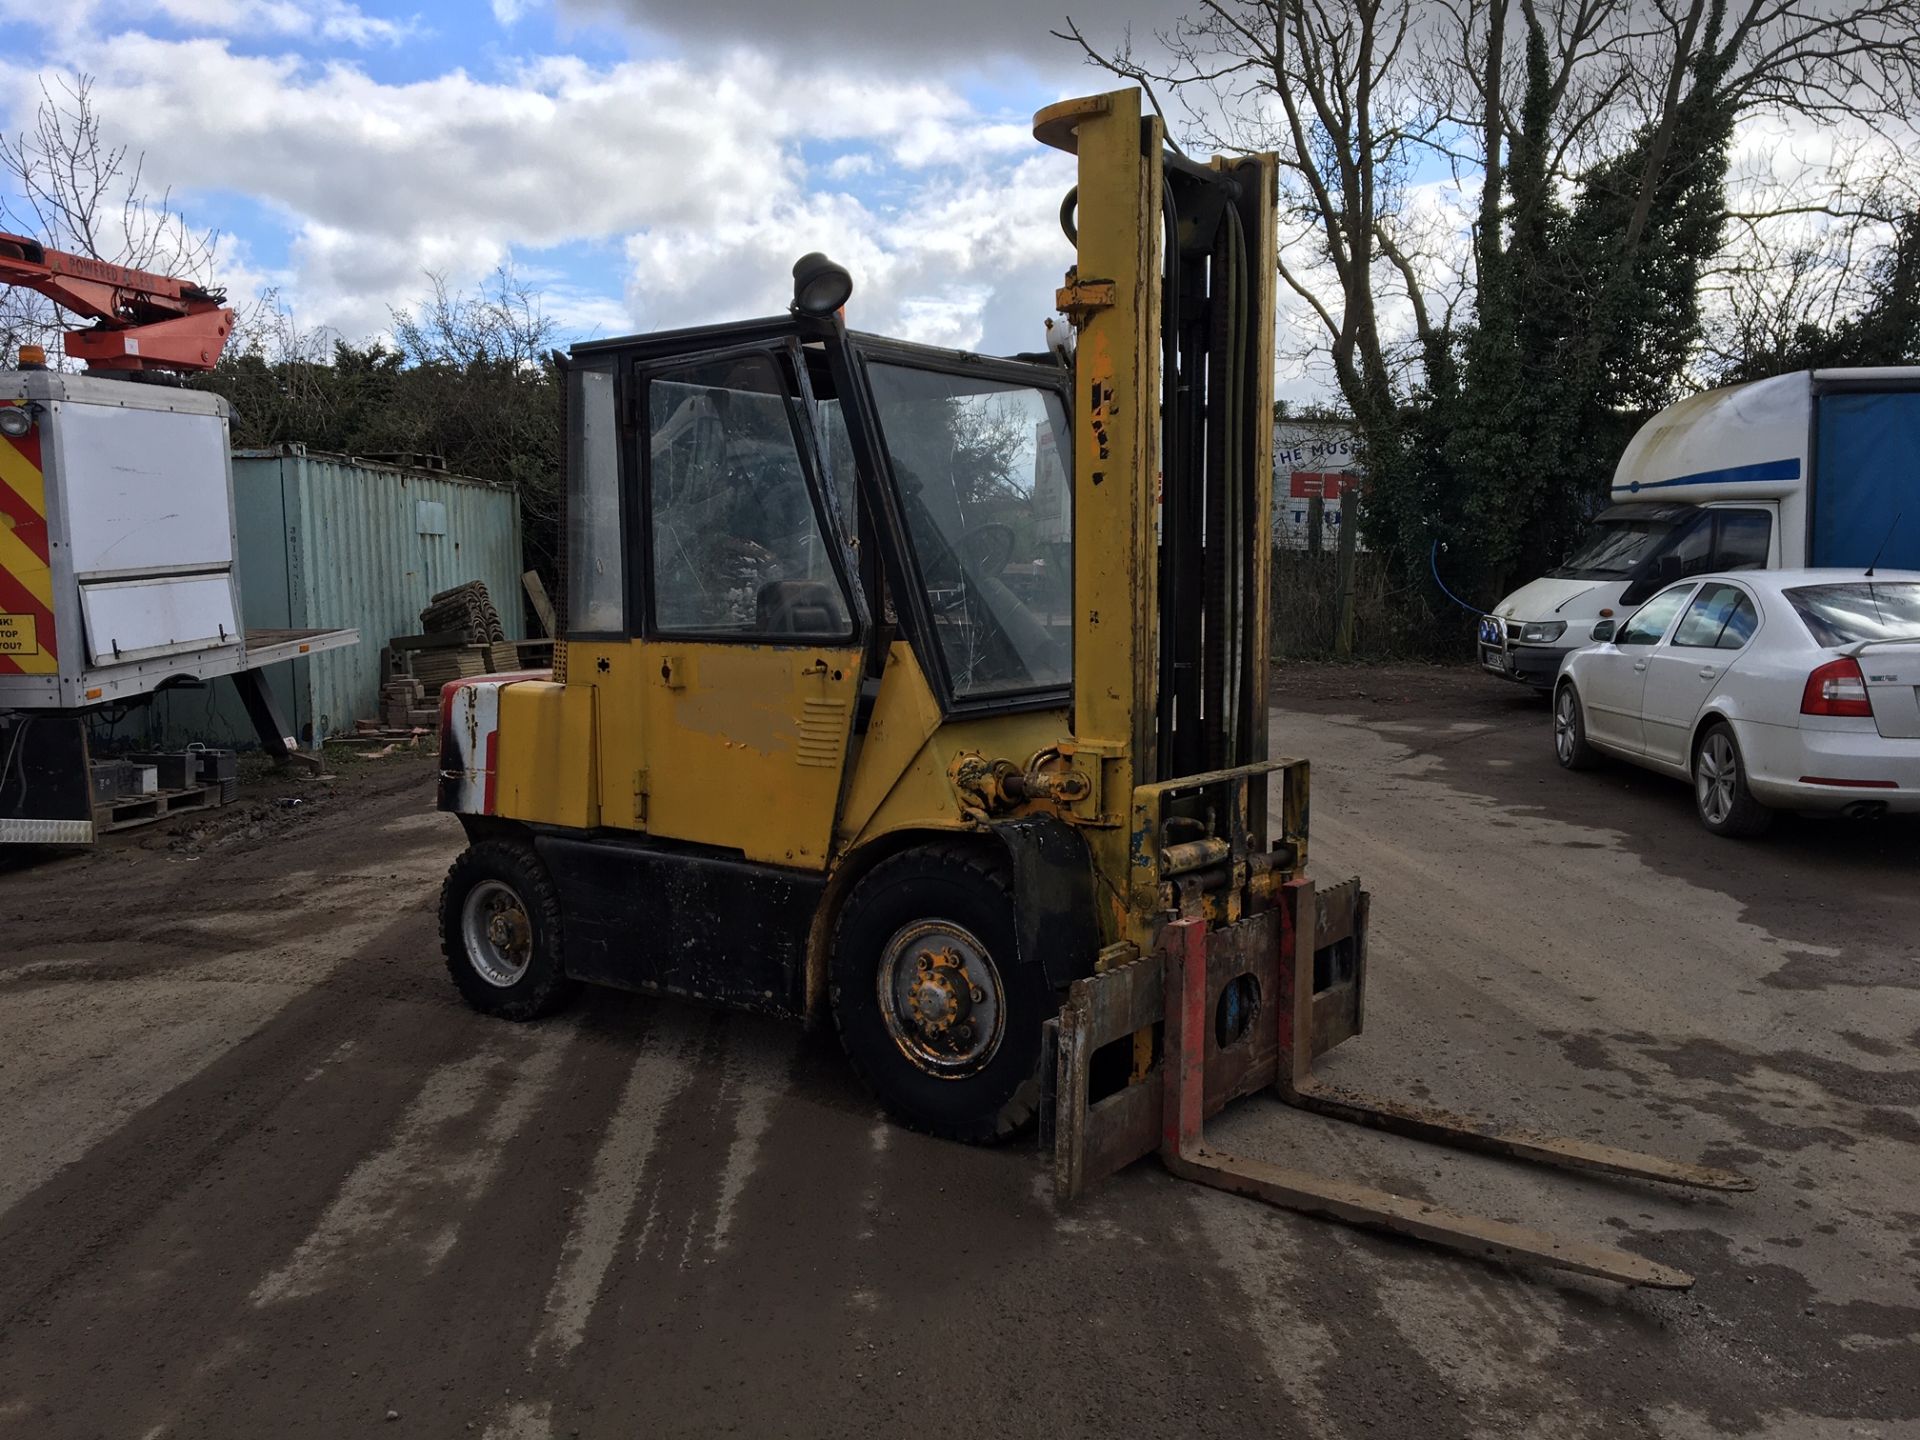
[471,1010,1295,1439]
[140,999,657,1438]
[0,928,467,1434]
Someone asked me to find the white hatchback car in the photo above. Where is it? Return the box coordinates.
[1553,568,1920,836]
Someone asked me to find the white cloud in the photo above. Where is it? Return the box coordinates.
[0,29,1078,354]
[0,0,417,47]
[824,152,878,180]
[559,0,1167,66]
[491,0,538,24]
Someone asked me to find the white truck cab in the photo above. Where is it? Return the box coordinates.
[1480,367,1919,690]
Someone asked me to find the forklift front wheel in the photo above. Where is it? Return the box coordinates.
[831,844,1051,1144]
[440,840,579,1021]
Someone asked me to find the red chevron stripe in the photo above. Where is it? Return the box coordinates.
[1,413,42,470]
[0,475,36,534]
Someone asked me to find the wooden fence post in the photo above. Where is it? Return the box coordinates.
[1334,487,1358,658]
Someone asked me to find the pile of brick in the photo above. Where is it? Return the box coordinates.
[379,676,440,732]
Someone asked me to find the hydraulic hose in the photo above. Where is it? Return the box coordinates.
[1429,540,1489,617]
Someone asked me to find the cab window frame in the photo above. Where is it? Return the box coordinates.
[1708,508,1773,571]
[560,355,629,643]
[630,337,865,648]
[847,335,1075,718]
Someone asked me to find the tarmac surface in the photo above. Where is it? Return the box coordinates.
[2,665,1916,1439]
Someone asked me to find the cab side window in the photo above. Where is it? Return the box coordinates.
[1617,585,1693,645]
[566,364,625,634]
[1671,516,1712,577]
[1674,583,1759,649]
[1711,510,1771,570]
[646,353,852,640]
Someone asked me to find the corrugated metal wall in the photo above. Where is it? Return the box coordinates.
[135,449,522,748]
[277,451,524,739]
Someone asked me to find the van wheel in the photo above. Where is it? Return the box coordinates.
[440,839,579,1019]
[1553,683,1600,770]
[831,844,1053,1144]
[1693,722,1772,838]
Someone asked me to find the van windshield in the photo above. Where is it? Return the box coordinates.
[1550,518,1680,579]
[1786,583,1920,646]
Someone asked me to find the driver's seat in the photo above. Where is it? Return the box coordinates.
[756,580,843,636]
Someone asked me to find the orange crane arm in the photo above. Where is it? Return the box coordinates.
[0,231,235,374]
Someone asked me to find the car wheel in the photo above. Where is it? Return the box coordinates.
[440,839,580,1019]
[1692,722,1772,838]
[1553,683,1600,771]
[830,843,1053,1144]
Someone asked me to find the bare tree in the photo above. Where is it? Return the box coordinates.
[1699,127,1920,377]
[1059,3,1448,423]
[391,268,558,371]
[1062,0,1920,419]
[0,74,221,366]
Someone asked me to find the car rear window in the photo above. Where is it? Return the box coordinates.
[1785,582,1920,646]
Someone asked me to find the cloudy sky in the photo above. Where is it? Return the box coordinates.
[0,0,1194,364]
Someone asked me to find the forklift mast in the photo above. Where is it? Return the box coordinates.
[1037,90,1282,960]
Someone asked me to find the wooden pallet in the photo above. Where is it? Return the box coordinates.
[92,782,224,834]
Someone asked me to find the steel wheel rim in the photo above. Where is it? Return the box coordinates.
[1554,691,1576,762]
[877,919,1006,1078]
[1697,733,1736,825]
[461,879,534,988]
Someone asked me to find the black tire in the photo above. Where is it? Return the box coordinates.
[1692,721,1773,838]
[830,843,1054,1144]
[1553,682,1600,771]
[440,838,580,1020]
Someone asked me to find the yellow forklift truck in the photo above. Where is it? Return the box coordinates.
[438,89,1747,1286]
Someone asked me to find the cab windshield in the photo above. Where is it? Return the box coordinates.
[1550,518,1680,579]
[866,361,1072,700]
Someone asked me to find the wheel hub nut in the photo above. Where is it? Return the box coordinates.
[488,909,528,952]
[907,947,973,1036]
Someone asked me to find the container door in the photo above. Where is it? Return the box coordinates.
[1814,391,1920,571]
[59,401,241,663]
[626,341,866,870]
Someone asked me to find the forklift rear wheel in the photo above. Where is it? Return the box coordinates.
[440,839,579,1021]
[831,844,1051,1144]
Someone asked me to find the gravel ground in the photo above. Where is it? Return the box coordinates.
[1,671,1914,1439]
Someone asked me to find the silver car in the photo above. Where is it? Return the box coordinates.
[1552,568,1920,836]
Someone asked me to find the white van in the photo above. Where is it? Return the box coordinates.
[1479,367,1920,690]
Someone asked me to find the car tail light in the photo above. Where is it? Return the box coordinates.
[1801,657,1873,717]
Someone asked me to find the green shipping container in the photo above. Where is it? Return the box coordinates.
[139,447,523,748]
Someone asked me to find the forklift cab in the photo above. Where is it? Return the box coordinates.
[559,313,1076,870]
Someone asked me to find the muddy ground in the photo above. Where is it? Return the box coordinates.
[1,667,1915,1439]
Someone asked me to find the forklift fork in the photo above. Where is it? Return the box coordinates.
[1047,880,1750,1289]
